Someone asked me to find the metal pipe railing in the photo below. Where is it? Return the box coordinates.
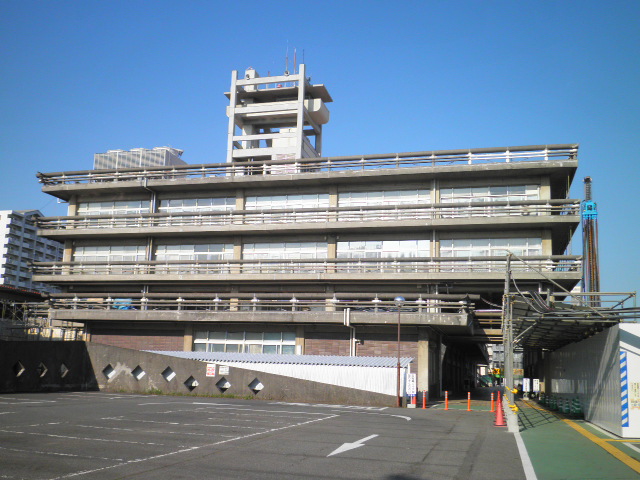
[32,256,582,276]
[29,297,470,314]
[36,200,581,231]
[36,144,578,186]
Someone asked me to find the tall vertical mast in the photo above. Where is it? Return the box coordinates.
[582,176,600,305]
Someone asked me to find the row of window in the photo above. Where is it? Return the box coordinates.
[72,238,543,262]
[441,185,539,203]
[76,185,540,215]
[193,330,297,354]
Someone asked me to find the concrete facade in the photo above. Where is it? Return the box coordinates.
[32,65,581,398]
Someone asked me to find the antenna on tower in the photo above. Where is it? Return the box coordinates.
[293,48,297,74]
[285,43,290,75]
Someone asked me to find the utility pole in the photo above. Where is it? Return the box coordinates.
[503,254,514,405]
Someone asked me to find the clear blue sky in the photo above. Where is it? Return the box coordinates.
[1,1,638,296]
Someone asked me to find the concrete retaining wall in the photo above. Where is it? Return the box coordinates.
[0,341,397,406]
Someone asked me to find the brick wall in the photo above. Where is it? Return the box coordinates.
[90,328,184,351]
[304,330,350,356]
[356,331,419,359]
[303,327,419,360]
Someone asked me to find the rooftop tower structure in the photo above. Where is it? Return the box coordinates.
[94,147,186,170]
[225,64,332,166]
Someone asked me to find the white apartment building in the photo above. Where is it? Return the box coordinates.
[0,210,63,293]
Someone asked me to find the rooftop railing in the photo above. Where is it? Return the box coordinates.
[37,144,578,186]
[36,200,580,231]
[32,256,582,277]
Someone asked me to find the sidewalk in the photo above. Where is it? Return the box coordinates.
[518,398,640,479]
[429,388,640,479]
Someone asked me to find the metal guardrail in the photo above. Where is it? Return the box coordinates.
[32,256,582,276]
[36,200,580,231]
[36,144,578,186]
[28,297,469,314]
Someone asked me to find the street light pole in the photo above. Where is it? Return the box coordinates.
[394,296,405,407]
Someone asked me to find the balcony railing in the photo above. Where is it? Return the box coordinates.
[32,256,582,277]
[34,297,470,314]
[37,144,578,186]
[36,200,580,231]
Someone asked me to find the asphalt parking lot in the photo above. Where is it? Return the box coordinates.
[0,392,525,480]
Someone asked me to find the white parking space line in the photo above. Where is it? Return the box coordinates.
[76,424,219,438]
[270,401,389,411]
[190,405,333,416]
[0,429,168,446]
[0,399,57,405]
[51,413,340,479]
[101,417,269,430]
[0,445,124,462]
[153,407,323,421]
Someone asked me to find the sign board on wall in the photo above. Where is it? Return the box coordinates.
[218,365,230,375]
[205,364,216,377]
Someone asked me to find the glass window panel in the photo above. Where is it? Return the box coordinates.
[282,345,296,355]
[282,332,296,342]
[209,331,226,340]
[262,345,278,354]
[264,332,281,341]
[227,332,243,341]
[245,332,262,341]
[194,331,208,340]
[208,344,225,352]
[193,343,207,352]
[452,239,472,248]
[225,344,241,353]
[246,344,262,354]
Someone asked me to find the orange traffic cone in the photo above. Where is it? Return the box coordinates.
[495,394,506,427]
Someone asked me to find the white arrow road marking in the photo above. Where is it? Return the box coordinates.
[327,434,379,457]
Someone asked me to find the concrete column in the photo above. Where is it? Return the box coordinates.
[235,189,245,210]
[67,195,78,216]
[295,65,306,159]
[418,327,443,397]
[183,323,193,351]
[327,234,337,258]
[230,287,239,312]
[540,176,550,200]
[329,186,338,207]
[296,325,305,354]
[417,327,430,393]
[327,235,336,274]
[233,236,242,275]
[227,70,238,163]
[542,230,552,255]
[63,240,73,262]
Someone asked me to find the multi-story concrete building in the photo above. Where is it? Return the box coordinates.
[0,210,63,293]
[32,66,582,394]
